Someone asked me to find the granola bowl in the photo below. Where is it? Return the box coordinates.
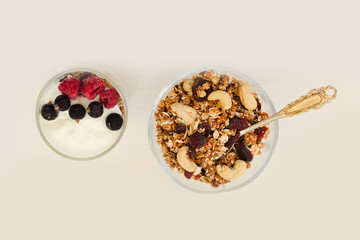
[149,67,278,193]
[36,68,128,160]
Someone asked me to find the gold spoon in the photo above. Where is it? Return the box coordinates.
[217,85,337,159]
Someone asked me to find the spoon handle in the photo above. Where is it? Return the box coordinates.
[240,85,337,136]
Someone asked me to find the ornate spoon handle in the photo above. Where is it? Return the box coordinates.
[240,85,337,136]
[214,85,337,161]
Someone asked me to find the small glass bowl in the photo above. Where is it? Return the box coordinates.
[36,68,128,160]
[148,67,279,193]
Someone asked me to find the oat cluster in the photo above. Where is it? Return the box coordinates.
[155,70,270,188]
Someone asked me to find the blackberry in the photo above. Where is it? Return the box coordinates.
[87,102,104,118]
[69,104,86,121]
[99,88,120,109]
[106,113,123,131]
[54,95,70,111]
[41,103,58,121]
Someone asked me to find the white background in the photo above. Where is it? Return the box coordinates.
[0,0,359,239]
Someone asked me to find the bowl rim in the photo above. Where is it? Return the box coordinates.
[148,66,279,193]
[35,67,128,161]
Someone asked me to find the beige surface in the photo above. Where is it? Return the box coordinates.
[0,0,359,239]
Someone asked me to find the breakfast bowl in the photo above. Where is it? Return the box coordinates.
[148,67,279,193]
[36,68,128,160]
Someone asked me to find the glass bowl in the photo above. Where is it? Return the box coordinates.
[36,68,128,160]
[148,67,279,193]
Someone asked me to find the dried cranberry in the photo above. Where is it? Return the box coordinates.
[234,141,253,162]
[227,117,249,130]
[192,78,212,102]
[225,131,241,148]
[194,174,200,180]
[189,132,207,149]
[255,127,267,141]
[199,122,211,136]
[256,100,262,110]
[174,124,186,133]
[184,170,194,179]
[188,145,196,160]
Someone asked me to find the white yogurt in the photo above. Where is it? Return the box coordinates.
[38,80,122,159]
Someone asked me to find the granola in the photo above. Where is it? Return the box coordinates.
[155,70,269,188]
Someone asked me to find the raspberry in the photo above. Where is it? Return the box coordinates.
[58,77,81,100]
[81,75,105,100]
[99,88,120,109]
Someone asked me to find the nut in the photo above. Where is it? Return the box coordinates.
[198,90,207,98]
[177,146,198,172]
[193,167,202,176]
[167,89,176,97]
[213,130,219,139]
[183,79,194,92]
[208,90,232,110]
[218,134,229,143]
[171,103,198,125]
[216,160,247,180]
[238,83,257,110]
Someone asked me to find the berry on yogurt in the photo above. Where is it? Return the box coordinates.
[87,101,104,118]
[58,77,81,100]
[81,75,106,100]
[100,88,120,109]
[41,102,59,121]
[54,95,70,111]
[69,104,86,122]
[106,113,123,131]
